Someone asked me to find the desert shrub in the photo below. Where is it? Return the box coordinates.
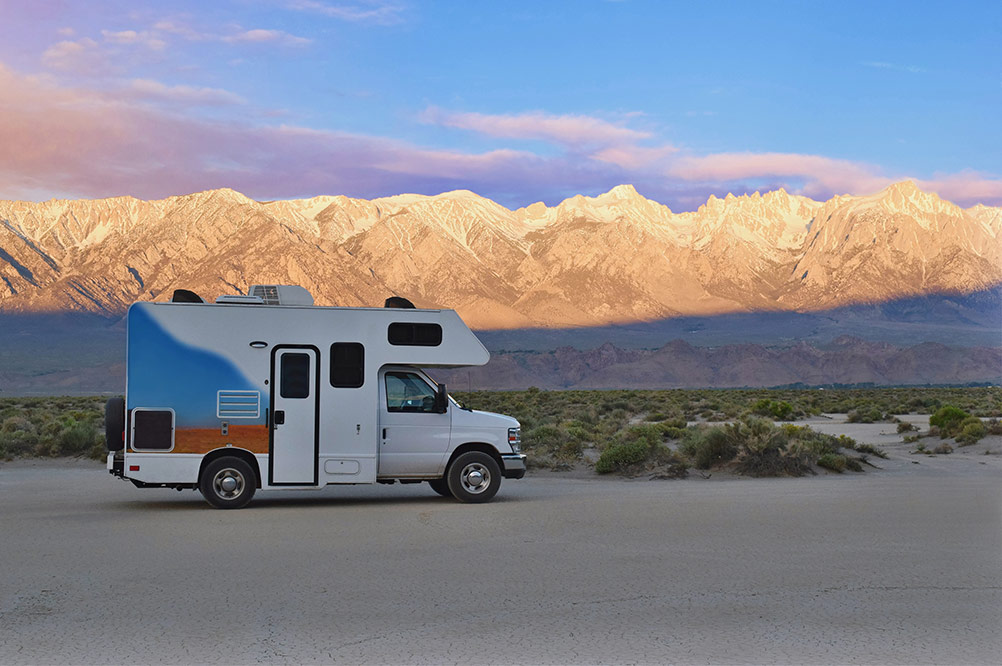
[679,426,738,469]
[659,426,686,440]
[751,399,794,421]
[847,407,885,423]
[929,405,970,436]
[817,453,847,473]
[658,416,688,429]
[933,443,954,455]
[897,421,915,433]
[987,418,1002,435]
[522,424,582,469]
[594,425,688,477]
[595,439,651,473]
[956,418,987,446]
[903,434,920,443]
[854,442,888,459]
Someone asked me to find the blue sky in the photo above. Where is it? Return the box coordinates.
[0,0,999,210]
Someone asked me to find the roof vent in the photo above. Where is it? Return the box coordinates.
[250,285,314,306]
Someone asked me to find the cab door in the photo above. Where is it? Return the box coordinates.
[269,347,319,485]
[378,368,451,477]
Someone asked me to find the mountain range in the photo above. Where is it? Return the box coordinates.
[2,181,1000,330]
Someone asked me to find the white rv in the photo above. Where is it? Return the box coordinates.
[106,285,525,509]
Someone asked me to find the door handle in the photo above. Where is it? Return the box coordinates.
[274,410,285,427]
[382,428,387,440]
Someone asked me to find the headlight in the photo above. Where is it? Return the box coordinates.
[507,427,521,453]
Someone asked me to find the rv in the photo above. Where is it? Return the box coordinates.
[105,285,525,509]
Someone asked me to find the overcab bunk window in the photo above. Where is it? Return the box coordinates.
[387,322,442,346]
[330,343,364,388]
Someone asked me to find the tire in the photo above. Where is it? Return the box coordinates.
[428,477,451,497]
[105,397,125,451]
[199,457,257,509]
[446,451,502,503]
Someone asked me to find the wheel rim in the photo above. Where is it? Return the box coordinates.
[460,462,491,494]
[212,467,245,500]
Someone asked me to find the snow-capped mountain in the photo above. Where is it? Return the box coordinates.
[1,182,999,329]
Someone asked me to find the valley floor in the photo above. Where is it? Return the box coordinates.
[1,423,999,665]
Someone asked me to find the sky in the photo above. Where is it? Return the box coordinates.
[0,0,1000,210]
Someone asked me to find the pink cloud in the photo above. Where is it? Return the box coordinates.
[41,38,106,74]
[665,151,1002,207]
[100,29,167,50]
[917,171,1002,206]
[422,108,651,147]
[667,151,890,195]
[0,63,998,211]
[125,79,246,106]
[222,29,312,46]
[287,1,406,25]
[0,63,577,204]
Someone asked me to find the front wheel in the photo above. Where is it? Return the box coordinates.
[446,451,501,503]
[200,457,256,509]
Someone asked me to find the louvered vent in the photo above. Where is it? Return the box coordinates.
[252,285,280,305]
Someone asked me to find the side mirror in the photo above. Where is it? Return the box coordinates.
[435,383,448,413]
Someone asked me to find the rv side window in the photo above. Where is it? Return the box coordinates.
[131,409,174,451]
[330,343,364,388]
[387,322,442,346]
[385,372,438,413]
[280,353,311,399]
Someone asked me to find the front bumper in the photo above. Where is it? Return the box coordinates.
[501,453,527,479]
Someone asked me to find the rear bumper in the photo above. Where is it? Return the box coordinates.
[107,451,124,477]
[501,454,527,479]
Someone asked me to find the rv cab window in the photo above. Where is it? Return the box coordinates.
[385,372,438,413]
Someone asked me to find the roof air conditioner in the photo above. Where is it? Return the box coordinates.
[250,285,314,306]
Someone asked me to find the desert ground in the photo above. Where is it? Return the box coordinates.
[1,419,1000,665]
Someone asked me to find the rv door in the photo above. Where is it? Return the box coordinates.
[270,347,320,485]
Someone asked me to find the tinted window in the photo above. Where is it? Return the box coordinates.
[388,322,442,346]
[281,353,311,398]
[330,343,364,388]
[385,372,437,412]
[132,410,174,450]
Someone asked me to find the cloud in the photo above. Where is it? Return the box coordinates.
[664,151,1002,208]
[0,63,998,211]
[41,38,106,74]
[422,107,651,147]
[286,1,406,25]
[0,63,582,205]
[917,171,1002,204]
[860,61,926,74]
[100,29,167,50]
[666,151,890,196]
[125,79,246,106]
[222,29,312,46]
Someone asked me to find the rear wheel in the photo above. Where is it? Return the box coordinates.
[199,457,256,509]
[427,477,451,497]
[446,451,501,503]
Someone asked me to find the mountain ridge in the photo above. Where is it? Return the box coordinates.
[1,182,999,329]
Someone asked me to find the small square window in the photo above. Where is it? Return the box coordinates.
[331,343,364,388]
